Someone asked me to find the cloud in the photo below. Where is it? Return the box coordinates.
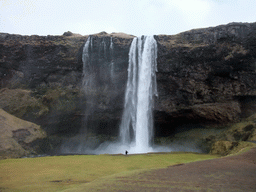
[1,0,36,23]
[0,0,255,36]
[164,0,212,27]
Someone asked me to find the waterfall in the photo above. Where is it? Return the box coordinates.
[61,35,202,155]
[81,36,95,136]
[61,35,159,155]
[119,35,158,153]
[82,36,90,86]
[82,36,94,108]
[110,37,115,81]
[81,36,116,135]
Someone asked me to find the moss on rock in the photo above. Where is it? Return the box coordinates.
[210,141,256,156]
[204,113,256,155]
[0,88,46,118]
[210,141,237,155]
[0,109,47,159]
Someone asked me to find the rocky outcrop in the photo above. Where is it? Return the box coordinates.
[155,22,256,134]
[0,33,83,88]
[0,23,256,139]
[0,109,46,159]
[154,113,256,155]
[0,32,133,89]
[0,32,133,135]
[203,113,256,155]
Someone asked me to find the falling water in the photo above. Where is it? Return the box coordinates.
[110,37,115,81]
[101,38,107,59]
[80,36,95,137]
[60,35,203,155]
[82,36,91,87]
[119,36,158,153]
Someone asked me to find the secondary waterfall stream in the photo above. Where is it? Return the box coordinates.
[60,35,203,155]
[60,35,161,154]
[119,36,158,153]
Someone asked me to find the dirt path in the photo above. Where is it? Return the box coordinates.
[99,148,256,192]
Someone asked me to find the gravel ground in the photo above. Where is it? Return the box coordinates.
[100,148,256,192]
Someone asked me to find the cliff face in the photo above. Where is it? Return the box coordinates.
[1,23,256,138]
[0,34,83,88]
[0,33,85,135]
[0,32,133,135]
[155,22,256,135]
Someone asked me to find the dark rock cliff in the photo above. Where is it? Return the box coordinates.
[1,23,256,138]
[0,32,133,136]
[155,22,256,136]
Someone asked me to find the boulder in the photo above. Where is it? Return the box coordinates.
[210,140,237,155]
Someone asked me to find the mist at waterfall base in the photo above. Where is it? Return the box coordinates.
[60,35,202,155]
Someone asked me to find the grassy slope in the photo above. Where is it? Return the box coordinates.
[0,153,219,192]
[64,146,256,192]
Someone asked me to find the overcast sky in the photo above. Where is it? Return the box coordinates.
[0,0,255,36]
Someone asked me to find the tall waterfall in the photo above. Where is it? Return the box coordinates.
[61,35,159,155]
[82,36,93,90]
[110,37,115,82]
[60,35,202,155]
[119,36,158,153]
[81,36,116,135]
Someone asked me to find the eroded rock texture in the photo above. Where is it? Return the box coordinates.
[0,23,256,138]
[0,109,46,158]
[0,32,133,135]
[155,22,256,135]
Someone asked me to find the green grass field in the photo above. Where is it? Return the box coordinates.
[0,152,219,192]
